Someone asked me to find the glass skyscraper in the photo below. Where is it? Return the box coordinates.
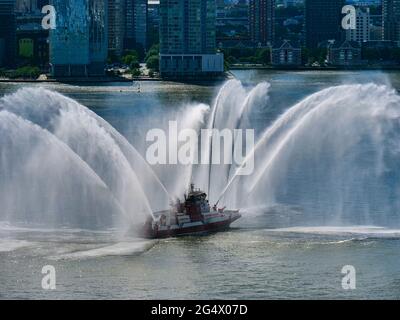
[89,0,108,75]
[50,0,107,77]
[125,0,148,50]
[159,0,223,79]
[108,0,125,57]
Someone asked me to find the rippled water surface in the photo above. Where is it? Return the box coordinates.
[1,70,400,299]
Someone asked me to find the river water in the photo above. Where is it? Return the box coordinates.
[1,70,400,299]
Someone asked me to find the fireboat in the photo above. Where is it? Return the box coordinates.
[141,184,241,239]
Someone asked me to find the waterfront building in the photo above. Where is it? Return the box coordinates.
[249,0,275,47]
[159,0,224,79]
[109,0,148,56]
[271,40,302,66]
[50,0,108,77]
[327,40,362,66]
[305,0,345,48]
[124,0,148,51]
[147,0,159,48]
[362,40,398,64]
[16,11,49,68]
[383,0,400,46]
[0,0,16,67]
[216,0,250,44]
[108,0,125,57]
[89,0,108,75]
[346,7,370,44]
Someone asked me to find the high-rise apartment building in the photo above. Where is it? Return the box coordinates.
[108,0,125,56]
[147,0,159,48]
[249,0,275,46]
[108,0,148,56]
[159,0,223,79]
[383,0,400,45]
[305,0,345,48]
[125,0,147,50]
[346,7,370,44]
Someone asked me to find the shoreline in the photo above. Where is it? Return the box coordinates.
[1,67,400,85]
[0,77,162,83]
[230,66,400,71]
[0,75,231,85]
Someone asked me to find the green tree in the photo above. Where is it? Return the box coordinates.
[146,55,159,72]
[145,44,159,61]
[129,68,141,77]
[391,48,400,61]
[302,47,327,65]
[255,48,271,64]
[122,54,139,68]
[9,66,40,79]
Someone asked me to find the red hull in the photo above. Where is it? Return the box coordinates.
[145,215,240,239]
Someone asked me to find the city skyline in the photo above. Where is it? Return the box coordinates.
[0,0,399,78]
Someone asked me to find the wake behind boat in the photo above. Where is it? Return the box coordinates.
[140,184,241,239]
